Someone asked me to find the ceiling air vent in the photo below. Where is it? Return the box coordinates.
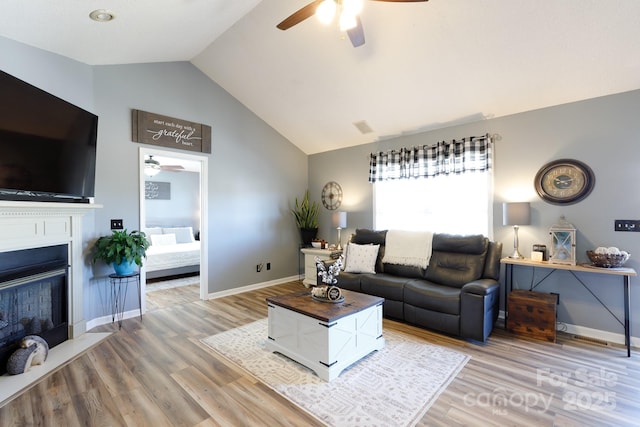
[353,120,373,135]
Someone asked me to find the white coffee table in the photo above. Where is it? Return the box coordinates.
[265,289,385,381]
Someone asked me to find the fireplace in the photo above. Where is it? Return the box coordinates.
[0,202,99,404]
[0,202,99,341]
[0,245,69,375]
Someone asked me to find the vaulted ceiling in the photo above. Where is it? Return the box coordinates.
[2,0,640,154]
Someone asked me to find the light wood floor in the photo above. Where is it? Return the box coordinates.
[1,280,639,426]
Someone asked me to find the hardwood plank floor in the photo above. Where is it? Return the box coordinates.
[1,280,639,426]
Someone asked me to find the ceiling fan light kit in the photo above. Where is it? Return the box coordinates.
[339,11,358,31]
[316,0,337,24]
[144,155,161,177]
[316,0,362,30]
[277,0,428,47]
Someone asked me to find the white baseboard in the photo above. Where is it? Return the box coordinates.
[206,275,300,300]
[86,310,142,331]
[498,310,638,348]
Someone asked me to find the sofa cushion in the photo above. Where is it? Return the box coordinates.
[425,234,488,288]
[360,274,410,301]
[431,233,487,254]
[352,229,387,246]
[344,243,379,274]
[335,272,362,292]
[404,280,461,316]
[382,263,425,280]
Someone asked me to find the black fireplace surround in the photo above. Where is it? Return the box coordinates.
[0,244,69,375]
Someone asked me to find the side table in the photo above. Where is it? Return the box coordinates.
[108,273,142,329]
[501,257,636,356]
[300,248,342,287]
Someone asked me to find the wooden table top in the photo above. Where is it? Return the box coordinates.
[266,289,384,323]
[500,257,637,276]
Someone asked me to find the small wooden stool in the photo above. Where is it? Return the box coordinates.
[507,290,558,342]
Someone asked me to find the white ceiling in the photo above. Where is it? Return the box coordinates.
[2,0,640,155]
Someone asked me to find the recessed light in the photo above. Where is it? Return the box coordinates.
[89,9,115,22]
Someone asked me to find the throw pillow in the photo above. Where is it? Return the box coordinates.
[150,233,177,246]
[144,227,163,236]
[344,243,380,274]
[162,227,195,244]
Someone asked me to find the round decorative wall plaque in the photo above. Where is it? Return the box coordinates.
[321,181,343,210]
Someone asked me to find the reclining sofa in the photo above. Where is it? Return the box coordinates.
[325,229,503,342]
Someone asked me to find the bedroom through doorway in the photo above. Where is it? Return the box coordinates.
[139,147,209,312]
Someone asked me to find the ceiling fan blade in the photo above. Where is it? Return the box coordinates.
[277,0,323,30]
[347,17,365,48]
[160,165,185,172]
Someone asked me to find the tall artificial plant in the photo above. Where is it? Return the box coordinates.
[292,190,319,229]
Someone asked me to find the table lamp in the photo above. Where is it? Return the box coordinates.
[332,211,347,250]
[503,202,531,259]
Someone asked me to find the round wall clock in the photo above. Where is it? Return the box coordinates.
[534,159,595,205]
[321,181,343,210]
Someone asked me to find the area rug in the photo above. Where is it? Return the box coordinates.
[201,319,469,427]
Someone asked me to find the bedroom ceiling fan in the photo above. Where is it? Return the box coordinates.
[276,0,429,48]
[144,155,185,177]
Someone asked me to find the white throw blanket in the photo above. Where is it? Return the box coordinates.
[382,230,433,269]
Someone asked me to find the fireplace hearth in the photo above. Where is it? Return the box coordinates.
[0,245,68,375]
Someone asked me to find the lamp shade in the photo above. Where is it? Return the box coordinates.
[503,202,531,226]
[332,211,347,228]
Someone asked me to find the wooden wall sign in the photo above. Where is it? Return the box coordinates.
[132,109,211,154]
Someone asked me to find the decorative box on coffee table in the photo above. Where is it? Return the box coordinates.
[507,290,557,343]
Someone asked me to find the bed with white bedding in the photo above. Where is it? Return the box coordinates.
[144,226,200,279]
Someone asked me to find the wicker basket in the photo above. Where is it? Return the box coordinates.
[586,250,630,268]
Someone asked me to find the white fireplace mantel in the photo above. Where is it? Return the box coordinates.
[0,200,102,338]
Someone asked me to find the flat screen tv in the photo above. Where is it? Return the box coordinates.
[0,69,98,203]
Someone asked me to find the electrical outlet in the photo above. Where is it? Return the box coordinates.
[256,263,263,272]
[266,262,271,271]
[614,220,640,231]
[110,219,123,230]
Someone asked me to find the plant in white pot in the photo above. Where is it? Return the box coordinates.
[92,229,150,276]
[292,190,320,246]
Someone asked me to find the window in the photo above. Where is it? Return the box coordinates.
[370,135,493,236]
[374,172,493,235]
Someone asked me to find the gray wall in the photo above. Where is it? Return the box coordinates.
[309,89,640,339]
[1,36,308,323]
[91,61,308,311]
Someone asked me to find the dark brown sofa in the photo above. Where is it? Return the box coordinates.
[325,229,502,342]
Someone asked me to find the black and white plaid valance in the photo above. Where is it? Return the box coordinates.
[368,134,492,183]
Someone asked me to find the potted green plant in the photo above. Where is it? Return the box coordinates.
[92,229,150,276]
[292,190,320,246]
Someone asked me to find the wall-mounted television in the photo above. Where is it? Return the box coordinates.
[0,70,98,203]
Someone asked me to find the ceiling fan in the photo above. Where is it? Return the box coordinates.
[276,0,429,48]
[144,155,185,177]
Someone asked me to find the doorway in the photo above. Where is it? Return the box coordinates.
[139,147,209,312]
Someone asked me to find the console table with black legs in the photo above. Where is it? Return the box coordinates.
[108,272,142,329]
[501,258,636,357]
